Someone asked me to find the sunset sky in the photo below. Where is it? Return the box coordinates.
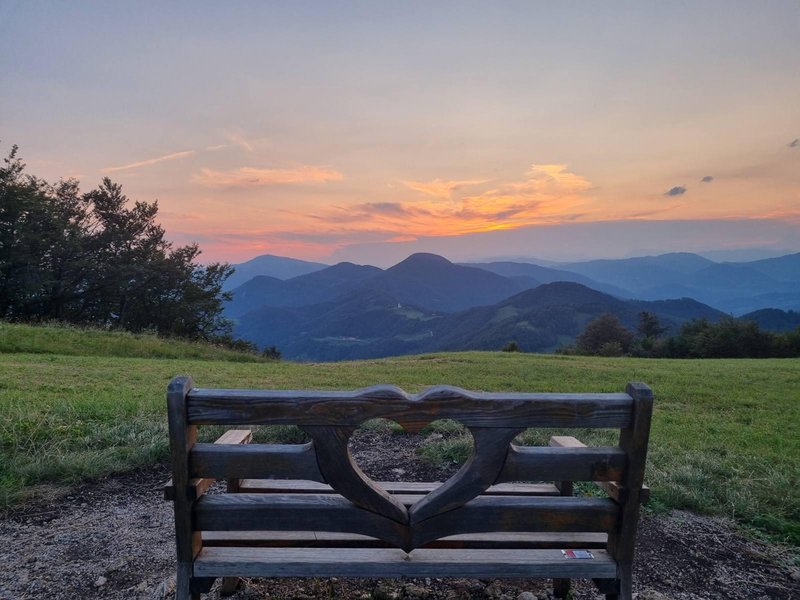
[2,1,799,265]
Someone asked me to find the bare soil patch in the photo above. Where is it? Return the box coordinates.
[1,429,798,599]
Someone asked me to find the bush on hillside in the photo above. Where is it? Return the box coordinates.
[575,313,635,355]
[262,345,282,360]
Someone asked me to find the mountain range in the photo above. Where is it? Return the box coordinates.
[224,253,745,360]
[223,250,800,360]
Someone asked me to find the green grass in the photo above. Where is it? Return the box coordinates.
[0,325,798,545]
[0,322,266,362]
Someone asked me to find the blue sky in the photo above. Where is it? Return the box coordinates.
[1,1,798,264]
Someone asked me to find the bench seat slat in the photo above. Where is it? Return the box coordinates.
[238,479,561,496]
[194,547,617,579]
[201,530,609,549]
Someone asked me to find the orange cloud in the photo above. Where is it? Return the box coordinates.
[102,150,195,173]
[403,178,489,199]
[191,165,344,188]
[308,163,593,238]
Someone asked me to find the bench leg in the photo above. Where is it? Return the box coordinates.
[176,562,199,600]
[616,565,633,600]
[600,565,632,600]
[553,578,570,598]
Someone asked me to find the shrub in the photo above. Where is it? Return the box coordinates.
[576,313,635,355]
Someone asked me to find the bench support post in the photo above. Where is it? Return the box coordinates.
[551,437,574,599]
[168,376,203,600]
[606,382,653,600]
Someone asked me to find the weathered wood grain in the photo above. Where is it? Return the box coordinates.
[164,429,252,501]
[305,426,408,524]
[411,496,619,548]
[193,547,618,579]
[189,442,325,482]
[238,479,561,496]
[496,445,626,484]
[166,375,201,600]
[548,435,650,504]
[607,381,654,600]
[165,378,652,595]
[201,530,609,550]
[186,385,633,428]
[194,494,410,549]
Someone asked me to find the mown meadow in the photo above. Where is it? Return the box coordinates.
[1,323,798,546]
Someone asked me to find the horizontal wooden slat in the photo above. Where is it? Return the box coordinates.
[189,443,325,482]
[187,384,633,428]
[411,496,618,548]
[194,493,409,548]
[548,435,650,504]
[194,547,617,579]
[164,429,253,501]
[201,530,608,549]
[194,494,618,552]
[239,479,561,497]
[496,446,626,484]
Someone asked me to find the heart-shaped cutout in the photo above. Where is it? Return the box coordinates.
[303,422,524,550]
[348,419,450,482]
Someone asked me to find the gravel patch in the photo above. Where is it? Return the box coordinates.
[1,430,798,599]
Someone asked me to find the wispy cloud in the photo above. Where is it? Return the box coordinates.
[403,178,488,199]
[665,185,687,196]
[789,138,799,148]
[191,165,344,188]
[102,150,195,173]
[224,130,256,152]
[701,175,714,183]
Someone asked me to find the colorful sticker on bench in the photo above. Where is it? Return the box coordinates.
[561,550,594,559]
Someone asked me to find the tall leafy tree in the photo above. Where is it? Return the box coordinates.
[0,144,233,340]
[637,311,667,339]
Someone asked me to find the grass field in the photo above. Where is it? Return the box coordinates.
[1,323,798,545]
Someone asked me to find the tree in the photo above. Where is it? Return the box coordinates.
[0,144,233,340]
[637,311,667,339]
[501,341,520,352]
[575,313,635,355]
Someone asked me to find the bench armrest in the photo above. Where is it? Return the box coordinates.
[164,429,252,501]
[548,435,650,504]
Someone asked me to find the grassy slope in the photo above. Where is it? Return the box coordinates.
[0,322,266,362]
[0,324,798,544]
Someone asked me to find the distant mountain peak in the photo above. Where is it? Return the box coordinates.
[503,281,624,308]
[393,253,453,268]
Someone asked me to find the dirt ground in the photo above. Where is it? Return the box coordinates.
[1,430,799,600]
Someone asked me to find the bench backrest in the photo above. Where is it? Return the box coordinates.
[167,378,652,559]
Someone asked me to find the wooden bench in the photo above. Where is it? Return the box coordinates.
[165,377,653,600]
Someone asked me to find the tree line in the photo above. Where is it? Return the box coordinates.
[560,312,800,358]
[0,144,242,345]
